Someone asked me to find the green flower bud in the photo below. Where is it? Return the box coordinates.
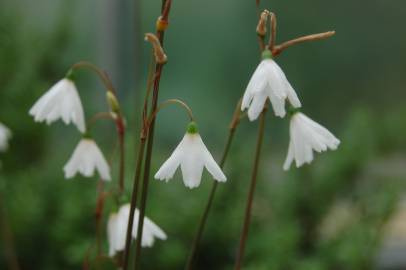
[106,91,121,113]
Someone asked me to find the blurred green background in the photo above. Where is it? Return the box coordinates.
[1,0,406,269]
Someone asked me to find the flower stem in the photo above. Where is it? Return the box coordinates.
[0,194,21,270]
[234,109,267,270]
[184,99,243,270]
[122,136,147,270]
[132,2,172,269]
[184,127,237,270]
[133,62,164,270]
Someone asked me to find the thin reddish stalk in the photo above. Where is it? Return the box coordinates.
[272,31,335,56]
[234,109,267,270]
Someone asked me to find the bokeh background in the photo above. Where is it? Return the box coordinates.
[1,0,406,269]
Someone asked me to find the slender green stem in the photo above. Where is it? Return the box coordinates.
[185,127,237,270]
[234,109,267,270]
[116,117,126,194]
[133,2,172,269]
[133,62,164,270]
[71,61,116,93]
[122,137,146,270]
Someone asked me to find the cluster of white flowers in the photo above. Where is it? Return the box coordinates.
[26,43,339,258]
[29,73,168,254]
[154,122,226,189]
[29,75,111,181]
[241,49,340,169]
[107,204,167,256]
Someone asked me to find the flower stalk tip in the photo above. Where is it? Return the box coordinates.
[145,33,168,64]
[256,10,269,37]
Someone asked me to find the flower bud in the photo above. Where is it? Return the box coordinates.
[106,91,120,113]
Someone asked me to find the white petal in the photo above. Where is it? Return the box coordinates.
[285,81,301,108]
[154,140,184,181]
[107,213,119,257]
[0,123,12,152]
[263,60,288,100]
[283,141,294,171]
[180,158,205,189]
[130,207,167,248]
[202,147,226,182]
[241,61,268,111]
[247,89,268,121]
[267,88,286,118]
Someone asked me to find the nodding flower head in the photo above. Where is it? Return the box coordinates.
[154,122,226,189]
[107,204,167,257]
[29,74,86,133]
[63,138,111,181]
[283,112,340,170]
[241,50,301,120]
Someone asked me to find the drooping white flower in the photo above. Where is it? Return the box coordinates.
[283,112,340,170]
[154,122,227,189]
[107,204,167,257]
[63,138,111,181]
[241,50,301,120]
[29,76,86,133]
[0,123,12,152]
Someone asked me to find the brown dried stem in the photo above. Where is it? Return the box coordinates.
[272,31,335,56]
[268,12,277,50]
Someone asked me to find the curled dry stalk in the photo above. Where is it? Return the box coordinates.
[122,1,173,270]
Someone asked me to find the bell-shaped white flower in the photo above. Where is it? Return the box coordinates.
[0,123,12,152]
[241,50,301,120]
[29,76,86,133]
[154,122,226,189]
[107,204,167,257]
[283,112,340,170]
[63,138,111,181]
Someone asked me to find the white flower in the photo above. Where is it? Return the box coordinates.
[107,204,167,257]
[283,112,340,170]
[63,138,111,181]
[29,78,86,133]
[0,123,12,152]
[241,50,301,120]
[154,122,226,189]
